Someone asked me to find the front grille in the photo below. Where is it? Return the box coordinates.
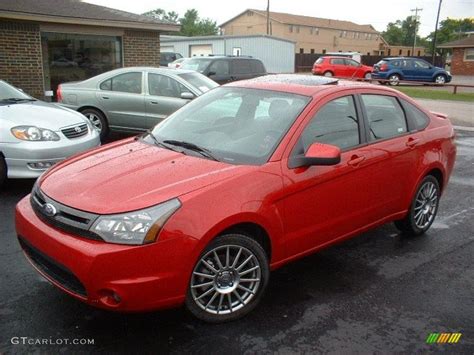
[30,185,102,241]
[61,123,88,139]
[18,237,87,297]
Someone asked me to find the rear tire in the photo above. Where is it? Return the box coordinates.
[394,175,440,236]
[388,74,401,86]
[80,108,109,141]
[185,234,269,323]
[0,155,7,188]
[323,71,334,77]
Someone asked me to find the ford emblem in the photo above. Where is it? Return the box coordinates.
[43,203,57,217]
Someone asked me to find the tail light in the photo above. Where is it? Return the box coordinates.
[379,64,388,71]
[56,85,62,102]
[176,64,181,68]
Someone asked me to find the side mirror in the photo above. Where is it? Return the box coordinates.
[289,142,341,169]
[180,92,195,100]
[207,71,216,77]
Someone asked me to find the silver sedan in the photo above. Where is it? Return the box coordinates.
[57,67,219,140]
[0,80,100,185]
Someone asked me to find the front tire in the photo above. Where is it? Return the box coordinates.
[186,234,269,323]
[323,71,334,77]
[388,74,401,86]
[0,155,7,188]
[434,74,447,84]
[364,72,372,80]
[394,175,440,236]
[80,108,109,140]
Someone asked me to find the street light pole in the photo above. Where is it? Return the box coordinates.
[266,0,270,35]
[410,7,423,56]
[432,0,443,64]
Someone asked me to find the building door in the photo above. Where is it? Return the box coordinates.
[190,44,212,57]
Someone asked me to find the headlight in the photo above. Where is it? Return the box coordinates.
[90,199,181,245]
[11,126,60,141]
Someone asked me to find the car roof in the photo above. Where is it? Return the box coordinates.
[227,74,402,97]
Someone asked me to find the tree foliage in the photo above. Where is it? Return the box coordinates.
[382,16,425,47]
[142,8,218,36]
[427,18,474,45]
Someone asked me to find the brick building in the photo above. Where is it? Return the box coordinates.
[438,36,474,75]
[220,9,385,55]
[0,0,179,99]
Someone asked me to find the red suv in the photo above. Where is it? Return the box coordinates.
[312,56,373,79]
[16,75,456,323]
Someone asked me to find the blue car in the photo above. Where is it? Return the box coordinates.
[372,57,451,86]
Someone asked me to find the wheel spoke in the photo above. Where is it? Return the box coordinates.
[233,290,245,305]
[225,246,230,267]
[205,291,219,310]
[217,294,224,314]
[191,281,214,289]
[227,294,233,312]
[213,251,224,269]
[236,255,253,272]
[237,284,255,295]
[240,278,260,282]
[239,265,260,276]
[202,259,218,274]
[193,271,214,279]
[231,247,243,268]
[195,286,215,301]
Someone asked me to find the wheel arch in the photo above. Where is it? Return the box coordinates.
[78,105,108,119]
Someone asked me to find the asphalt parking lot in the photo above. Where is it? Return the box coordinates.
[1,129,473,354]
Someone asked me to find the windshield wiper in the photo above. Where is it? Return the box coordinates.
[163,139,220,161]
[1,98,36,102]
[137,131,182,153]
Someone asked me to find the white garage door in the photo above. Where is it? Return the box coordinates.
[161,46,174,52]
[190,44,213,57]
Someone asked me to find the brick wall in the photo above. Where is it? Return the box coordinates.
[0,21,44,98]
[123,30,160,67]
[451,47,474,75]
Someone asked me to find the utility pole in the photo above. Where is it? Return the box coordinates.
[266,0,270,35]
[410,7,423,56]
[431,0,442,64]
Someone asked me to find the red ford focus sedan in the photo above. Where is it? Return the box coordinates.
[16,75,456,322]
[312,56,373,79]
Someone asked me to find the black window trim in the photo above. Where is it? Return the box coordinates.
[399,98,430,132]
[357,93,411,144]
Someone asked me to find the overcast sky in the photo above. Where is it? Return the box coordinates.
[85,0,473,36]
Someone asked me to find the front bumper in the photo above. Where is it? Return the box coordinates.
[4,130,100,179]
[16,197,194,311]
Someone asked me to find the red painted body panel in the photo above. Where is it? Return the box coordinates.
[16,81,456,312]
[311,56,373,78]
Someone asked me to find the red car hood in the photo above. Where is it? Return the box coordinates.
[39,139,248,214]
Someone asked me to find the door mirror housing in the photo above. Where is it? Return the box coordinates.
[289,142,341,169]
[180,92,195,100]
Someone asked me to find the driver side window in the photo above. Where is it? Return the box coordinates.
[300,96,360,152]
[148,73,188,98]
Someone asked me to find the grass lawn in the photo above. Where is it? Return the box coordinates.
[394,87,474,103]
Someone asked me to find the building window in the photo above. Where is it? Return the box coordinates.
[339,31,343,38]
[322,49,326,54]
[289,25,293,33]
[399,49,403,55]
[417,50,421,56]
[464,48,474,61]
[296,26,300,34]
[310,49,315,54]
[233,47,242,56]
[388,49,391,55]
[407,50,411,56]
[299,48,304,54]
[247,11,253,16]
[367,52,370,56]
[41,32,122,100]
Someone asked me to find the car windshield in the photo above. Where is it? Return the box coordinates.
[178,72,219,93]
[180,58,213,73]
[0,81,34,102]
[149,87,311,165]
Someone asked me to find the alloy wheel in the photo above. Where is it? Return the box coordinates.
[413,181,438,229]
[389,75,400,86]
[435,75,446,84]
[86,113,102,132]
[324,72,333,77]
[190,245,261,315]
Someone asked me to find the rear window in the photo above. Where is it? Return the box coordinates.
[177,72,219,93]
[315,57,324,64]
[401,100,430,131]
[376,60,388,66]
[233,59,252,74]
[181,58,213,73]
[250,60,266,74]
[330,58,345,65]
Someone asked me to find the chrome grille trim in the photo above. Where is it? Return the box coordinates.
[61,123,88,139]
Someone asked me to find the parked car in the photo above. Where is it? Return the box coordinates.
[180,56,267,84]
[312,56,372,79]
[372,57,452,86]
[57,67,219,140]
[16,75,456,322]
[0,80,100,187]
[168,58,187,69]
[160,52,183,67]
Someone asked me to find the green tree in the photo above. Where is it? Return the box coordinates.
[427,18,474,45]
[142,8,218,36]
[382,16,424,47]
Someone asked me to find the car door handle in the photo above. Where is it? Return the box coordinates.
[150,101,159,105]
[406,137,420,148]
[347,155,366,167]
[102,96,110,99]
